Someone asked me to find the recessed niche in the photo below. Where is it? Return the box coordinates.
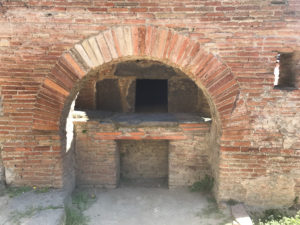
[96,79,122,112]
[135,79,168,113]
[118,140,169,187]
[274,51,300,90]
[74,60,212,117]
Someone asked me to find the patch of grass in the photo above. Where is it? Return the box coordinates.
[72,191,96,211]
[34,187,50,194]
[189,175,214,193]
[65,206,89,225]
[257,210,300,225]
[9,205,63,225]
[195,195,234,224]
[294,197,299,206]
[6,186,32,198]
[65,190,95,225]
[260,209,288,222]
[251,208,300,225]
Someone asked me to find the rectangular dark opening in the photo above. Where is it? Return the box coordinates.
[274,52,299,90]
[135,79,168,113]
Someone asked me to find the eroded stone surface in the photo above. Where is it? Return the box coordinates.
[84,187,233,225]
[0,190,67,225]
[241,174,295,207]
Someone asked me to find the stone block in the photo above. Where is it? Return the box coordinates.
[74,44,94,68]
[103,30,118,59]
[95,33,112,63]
[88,36,104,65]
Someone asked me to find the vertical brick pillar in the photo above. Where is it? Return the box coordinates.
[75,135,119,188]
[169,138,210,188]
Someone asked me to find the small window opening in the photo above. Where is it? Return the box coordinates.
[274,52,299,90]
[135,79,168,113]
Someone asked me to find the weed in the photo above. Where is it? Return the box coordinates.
[195,195,233,224]
[34,187,50,194]
[260,208,287,222]
[65,206,89,225]
[257,210,300,225]
[251,208,300,225]
[6,186,32,198]
[65,190,95,225]
[201,202,223,218]
[189,175,214,193]
[72,191,95,211]
[294,197,299,206]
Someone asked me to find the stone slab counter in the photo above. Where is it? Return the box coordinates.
[73,111,212,188]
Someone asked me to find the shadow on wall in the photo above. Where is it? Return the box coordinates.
[0,146,5,191]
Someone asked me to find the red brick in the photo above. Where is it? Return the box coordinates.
[43,79,69,96]
[60,53,86,78]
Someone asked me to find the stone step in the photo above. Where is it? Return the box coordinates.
[231,204,253,225]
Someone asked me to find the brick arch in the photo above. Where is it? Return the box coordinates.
[33,25,240,133]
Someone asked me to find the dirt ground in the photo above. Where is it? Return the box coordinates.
[82,186,234,225]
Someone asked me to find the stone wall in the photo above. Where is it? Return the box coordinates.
[168,78,210,115]
[74,115,211,188]
[96,79,123,111]
[118,140,168,180]
[75,79,96,110]
[75,136,119,188]
[169,123,212,187]
[218,88,300,207]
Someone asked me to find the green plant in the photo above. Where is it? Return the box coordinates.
[6,186,32,198]
[34,187,50,194]
[257,210,300,225]
[260,209,288,223]
[72,191,95,211]
[65,207,89,225]
[65,190,95,225]
[189,175,214,193]
[195,195,233,224]
[294,197,299,206]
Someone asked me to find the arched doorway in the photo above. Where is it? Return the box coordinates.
[32,25,240,200]
[72,59,213,188]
